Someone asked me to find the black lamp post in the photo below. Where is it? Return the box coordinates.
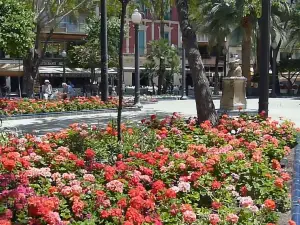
[62,50,67,82]
[132,9,142,107]
[258,0,271,116]
[271,40,277,98]
[181,37,187,100]
[223,37,228,77]
[100,0,108,102]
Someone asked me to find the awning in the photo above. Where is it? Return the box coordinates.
[0,64,118,77]
[39,66,117,78]
[0,63,23,77]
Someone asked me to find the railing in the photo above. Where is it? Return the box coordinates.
[43,22,87,34]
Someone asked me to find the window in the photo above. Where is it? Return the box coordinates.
[164,6,171,20]
[138,30,145,56]
[164,32,170,43]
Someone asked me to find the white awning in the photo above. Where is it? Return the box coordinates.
[39,66,117,74]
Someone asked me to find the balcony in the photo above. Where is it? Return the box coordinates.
[43,22,87,35]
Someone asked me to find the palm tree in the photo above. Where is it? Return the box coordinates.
[200,0,234,94]
[146,39,180,93]
[269,1,291,95]
[285,3,300,49]
[209,0,259,88]
[140,0,173,94]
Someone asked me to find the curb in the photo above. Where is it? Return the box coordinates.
[292,134,300,223]
[217,109,258,116]
[1,107,141,121]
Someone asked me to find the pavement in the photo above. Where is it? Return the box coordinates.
[2,97,300,135]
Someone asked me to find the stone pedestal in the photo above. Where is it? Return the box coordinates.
[220,77,247,110]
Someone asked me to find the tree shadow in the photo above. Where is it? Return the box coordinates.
[9,110,174,135]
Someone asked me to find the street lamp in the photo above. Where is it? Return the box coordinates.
[181,37,188,100]
[62,50,67,82]
[222,37,228,77]
[94,0,108,101]
[132,9,142,107]
[271,40,277,97]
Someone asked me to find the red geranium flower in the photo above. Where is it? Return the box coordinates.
[211,201,222,210]
[240,186,248,196]
[165,188,176,199]
[289,220,296,225]
[85,148,95,159]
[152,180,165,194]
[211,180,221,190]
[264,199,276,210]
[150,114,157,120]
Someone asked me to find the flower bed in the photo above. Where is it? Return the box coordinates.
[0,97,129,116]
[0,113,299,224]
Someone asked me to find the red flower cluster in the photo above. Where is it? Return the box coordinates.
[0,113,297,225]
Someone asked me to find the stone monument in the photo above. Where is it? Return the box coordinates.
[220,59,247,110]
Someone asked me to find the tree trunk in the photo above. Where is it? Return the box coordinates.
[175,0,218,125]
[151,76,156,95]
[255,33,260,76]
[23,25,54,98]
[157,1,165,95]
[23,52,36,97]
[214,44,220,95]
[287,78,293,95]
[241,17,252,89]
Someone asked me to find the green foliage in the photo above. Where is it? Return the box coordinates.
[140,0,171,21]
[0,0,34,57]
[278,59,300,73]
[286,3,300,49]
[69,16,122,68]
[278,59,300,87]
[24,0,88,26]
[145,39,180,80]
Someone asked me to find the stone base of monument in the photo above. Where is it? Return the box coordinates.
[217,109,257,117]
[220,77,247,110]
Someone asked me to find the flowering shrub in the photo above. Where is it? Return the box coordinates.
[0,113,298,224]
[0,97,129,116]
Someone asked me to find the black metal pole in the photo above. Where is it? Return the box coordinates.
[258,0,271,116]
[63,57,66,82]
[117,2,127,142]
[224,53,227,77]
[272,49,276,97]
[134,24,141,106]
[101,0,108,101]
[181,47,187,100]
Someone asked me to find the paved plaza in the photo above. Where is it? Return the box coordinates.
[2,97,300,135]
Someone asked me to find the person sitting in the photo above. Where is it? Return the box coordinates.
[42,80,53,100]
[62,82,76,99]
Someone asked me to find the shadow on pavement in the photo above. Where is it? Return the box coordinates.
[12,111,173,135]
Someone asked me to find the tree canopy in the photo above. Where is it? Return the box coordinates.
[0,0,35,57]
[145,39,180,91]
[69,16,122,69]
